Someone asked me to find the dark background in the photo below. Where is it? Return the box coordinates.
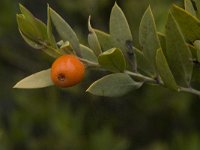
[1,0,200,149]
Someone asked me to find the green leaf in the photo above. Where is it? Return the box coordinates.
[171,5,200,42]
[19,4,48,41]
[98,48,126,72]
[20,23,61,58]
[166,12,193,87]
[17,6,61,58]
[139,6,161,76]
[18,29,43,49]
[13,69,53,89]
[86,73,143,97]
[80,44,98,63]
[109,3,135,70]
[19,4,42,38]
[47,5,58,49]
[94,29,112,51]
[134,48,155,76]
[88,16,102,56]
[193,40,200,62]
[16,14,41,41]
[49,7,80,56]
[59,41,74,54]
[184,0,196,16]
[156,48,178,90]
[110,3,133,47]
[19,4,34,22]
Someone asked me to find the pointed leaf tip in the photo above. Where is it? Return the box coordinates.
[110,2,134,69]
[50,7,81,56]
[171,4,200,42]
[87,15,102,56]
[166,12,193,87]
[139,5,161,76]
[14,69,53,89]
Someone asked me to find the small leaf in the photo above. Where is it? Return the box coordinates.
[88,16,102,56]
[109,3,135,70]
[19,22,61,58]
[47,5,58,49]
[166,12,193,87]
[17,7,61,58]
[19,4,35,22]
[139,6,161,76]
[80,44,98,63]
[94,29,112,51]
[19,4,42,39]
[19,29,43,49]
[17,15,61,58]
[98,48,126,72]
[49,7,80,56]
[171,5,200,42]
[16,14,41,41]
[193,40,200,62]
[14,69,53,89]
[19,4,48,41]
[60,41,74,54]
[86,73,143,97]
[156,48,178,91]
[184,0,196,16]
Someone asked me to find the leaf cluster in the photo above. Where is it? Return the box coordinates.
[14,1,200,97]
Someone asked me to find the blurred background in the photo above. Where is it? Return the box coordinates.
[1,0,200,149]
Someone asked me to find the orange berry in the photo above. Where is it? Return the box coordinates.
[51,54,85,88]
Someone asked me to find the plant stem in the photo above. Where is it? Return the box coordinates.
[124,70,156,83]
[125,71,200,97]
[179,87,200,96]
[82,59,158,83]
[81,57,200,97]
